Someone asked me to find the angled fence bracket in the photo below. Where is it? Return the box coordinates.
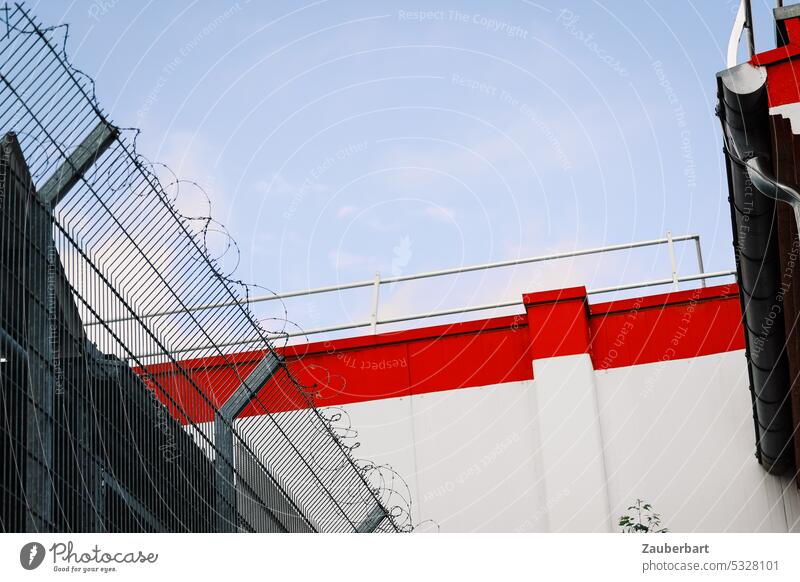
[37,120,118,206]
[356,504,388,533]
[214,351,282,532]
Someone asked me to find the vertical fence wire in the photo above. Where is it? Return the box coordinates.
[0,3,410,533]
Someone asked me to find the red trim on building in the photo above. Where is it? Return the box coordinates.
[751,18,800,67]
[524,286,592,360]
[142,283,745,421]
[522,285,588,305]
[590,283,743,370]
[752,17,800,108]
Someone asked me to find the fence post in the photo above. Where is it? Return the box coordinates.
[370,272,381,334]
[215,352,282,532]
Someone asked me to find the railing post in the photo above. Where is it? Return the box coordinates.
[694,236,706,288]
[743,0,755,59]
[370,272,381,335]
[667,230,679,291]
[127,232,723,355]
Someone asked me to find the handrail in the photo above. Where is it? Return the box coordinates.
[91,232,704,326]
[121,233,738,359]
[131,269,736,359]
[726,1,789,68]
[728,0,754,68]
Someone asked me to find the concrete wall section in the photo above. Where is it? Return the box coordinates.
[532,354,611,532]
[310,351,800,532]
[167,283,799,532]
[596,350,800,533]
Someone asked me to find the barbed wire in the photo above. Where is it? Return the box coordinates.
[1,2,418,533]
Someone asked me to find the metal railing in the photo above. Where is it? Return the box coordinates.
[727,1,787,68]
[128,232,736,358]
[728,0,754,68]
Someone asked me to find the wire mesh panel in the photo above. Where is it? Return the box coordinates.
[0,3,409,533]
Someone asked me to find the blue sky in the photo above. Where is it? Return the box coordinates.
[28,1,782,339]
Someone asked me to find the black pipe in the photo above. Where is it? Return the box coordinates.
[717,62,795,474]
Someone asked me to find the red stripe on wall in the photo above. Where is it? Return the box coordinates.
[751,18,800,108]
[140,284,745,421]
[589,283,744,370]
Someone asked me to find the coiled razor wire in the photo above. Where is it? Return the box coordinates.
[0,3,412,532]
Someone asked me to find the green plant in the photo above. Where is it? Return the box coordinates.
[618,499,668,533]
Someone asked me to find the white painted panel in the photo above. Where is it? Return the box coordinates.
[771,103,800,133]
[596,350,800,532]
[188,349,800,533]
[780,475,800,532]
[407,381,548,532]
[532,354,612,532]
[323,396,419,528]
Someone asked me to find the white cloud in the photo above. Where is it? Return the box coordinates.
[255,174,330,198]
[153,130,225,219]
[255,174,294,197]
[337,205,360,219]
[328,249,372,270]
[422,206,456,223]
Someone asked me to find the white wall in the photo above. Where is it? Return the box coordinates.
[214,349,800,532]
[341,381,549,532]
[329,349,800,532]
[596,350,800,533]
[530,354,612,532]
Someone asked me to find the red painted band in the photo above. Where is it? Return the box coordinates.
[140,284,744,422]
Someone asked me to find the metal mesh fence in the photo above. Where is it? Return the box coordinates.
[0,3,408,533]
